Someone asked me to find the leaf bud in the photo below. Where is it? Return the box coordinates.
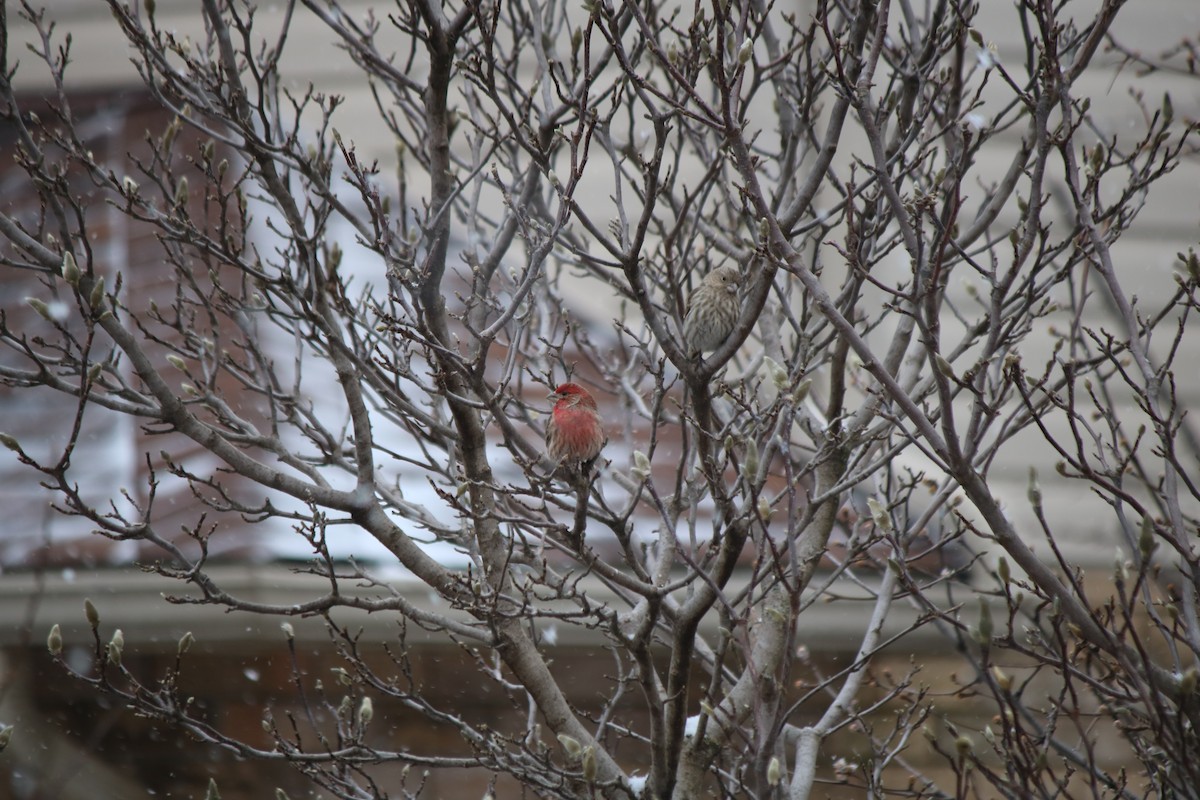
[767,755,781,785]
[89,276,106,311]
[792,378,811,405]
[934,353,955,378]
[174,176,190,208]
[84,598,100,628]
[737,39,753,64]
[178,631,194,655]
[556,733,582,758]
[26,297,53,321]
[107,635,124,667]
[1183,248,1200,282]
[757,496,771,521]
[163,116,182,151]
[631,450,652,481]
[0,725,11,753]
[976,598,993,643]
[1026,467,1042,510]
[359,696,373,727]
[61,251,81,285]
[582,746,597,781]
[743,437,759,479]
[47,623,63,656]
[763,356,788,392]
[1138,515,1156,558]
[866,497,893,533]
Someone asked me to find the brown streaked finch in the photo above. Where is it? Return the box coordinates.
[546,382,607,480]
[683,264,741,355]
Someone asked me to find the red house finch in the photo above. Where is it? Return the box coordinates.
[683,265,741,354]
[545,382,606,479]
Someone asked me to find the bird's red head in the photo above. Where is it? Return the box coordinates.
[549,382,597,409]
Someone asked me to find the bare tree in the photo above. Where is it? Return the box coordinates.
[2,0,1198,797]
